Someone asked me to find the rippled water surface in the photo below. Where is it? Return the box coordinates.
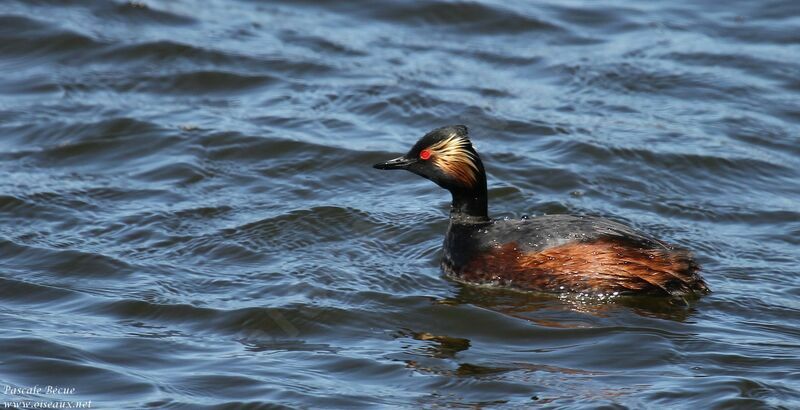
[1,0,799,408]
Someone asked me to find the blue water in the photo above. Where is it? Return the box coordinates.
[1,0,799,408]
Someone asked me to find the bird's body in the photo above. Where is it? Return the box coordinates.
[374,125,709,297]
[443,214,706,295]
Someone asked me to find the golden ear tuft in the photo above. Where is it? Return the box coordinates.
[427,133,479,187]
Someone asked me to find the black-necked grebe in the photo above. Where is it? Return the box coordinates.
[374,125,709,296]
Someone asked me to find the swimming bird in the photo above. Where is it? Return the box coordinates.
[374,125,709,296]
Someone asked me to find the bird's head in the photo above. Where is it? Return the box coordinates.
[373,125,485,192]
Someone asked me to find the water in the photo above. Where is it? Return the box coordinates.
[1,0,799,408]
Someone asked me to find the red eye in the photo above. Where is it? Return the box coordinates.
[419,149,432,160]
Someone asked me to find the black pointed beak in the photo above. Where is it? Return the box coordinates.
[373,155,414,170]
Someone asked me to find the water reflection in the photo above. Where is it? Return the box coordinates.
[444,283,700,324]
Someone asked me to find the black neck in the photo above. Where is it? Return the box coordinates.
[449,179,489,222]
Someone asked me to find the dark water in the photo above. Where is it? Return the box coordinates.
[1,0,799,408]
